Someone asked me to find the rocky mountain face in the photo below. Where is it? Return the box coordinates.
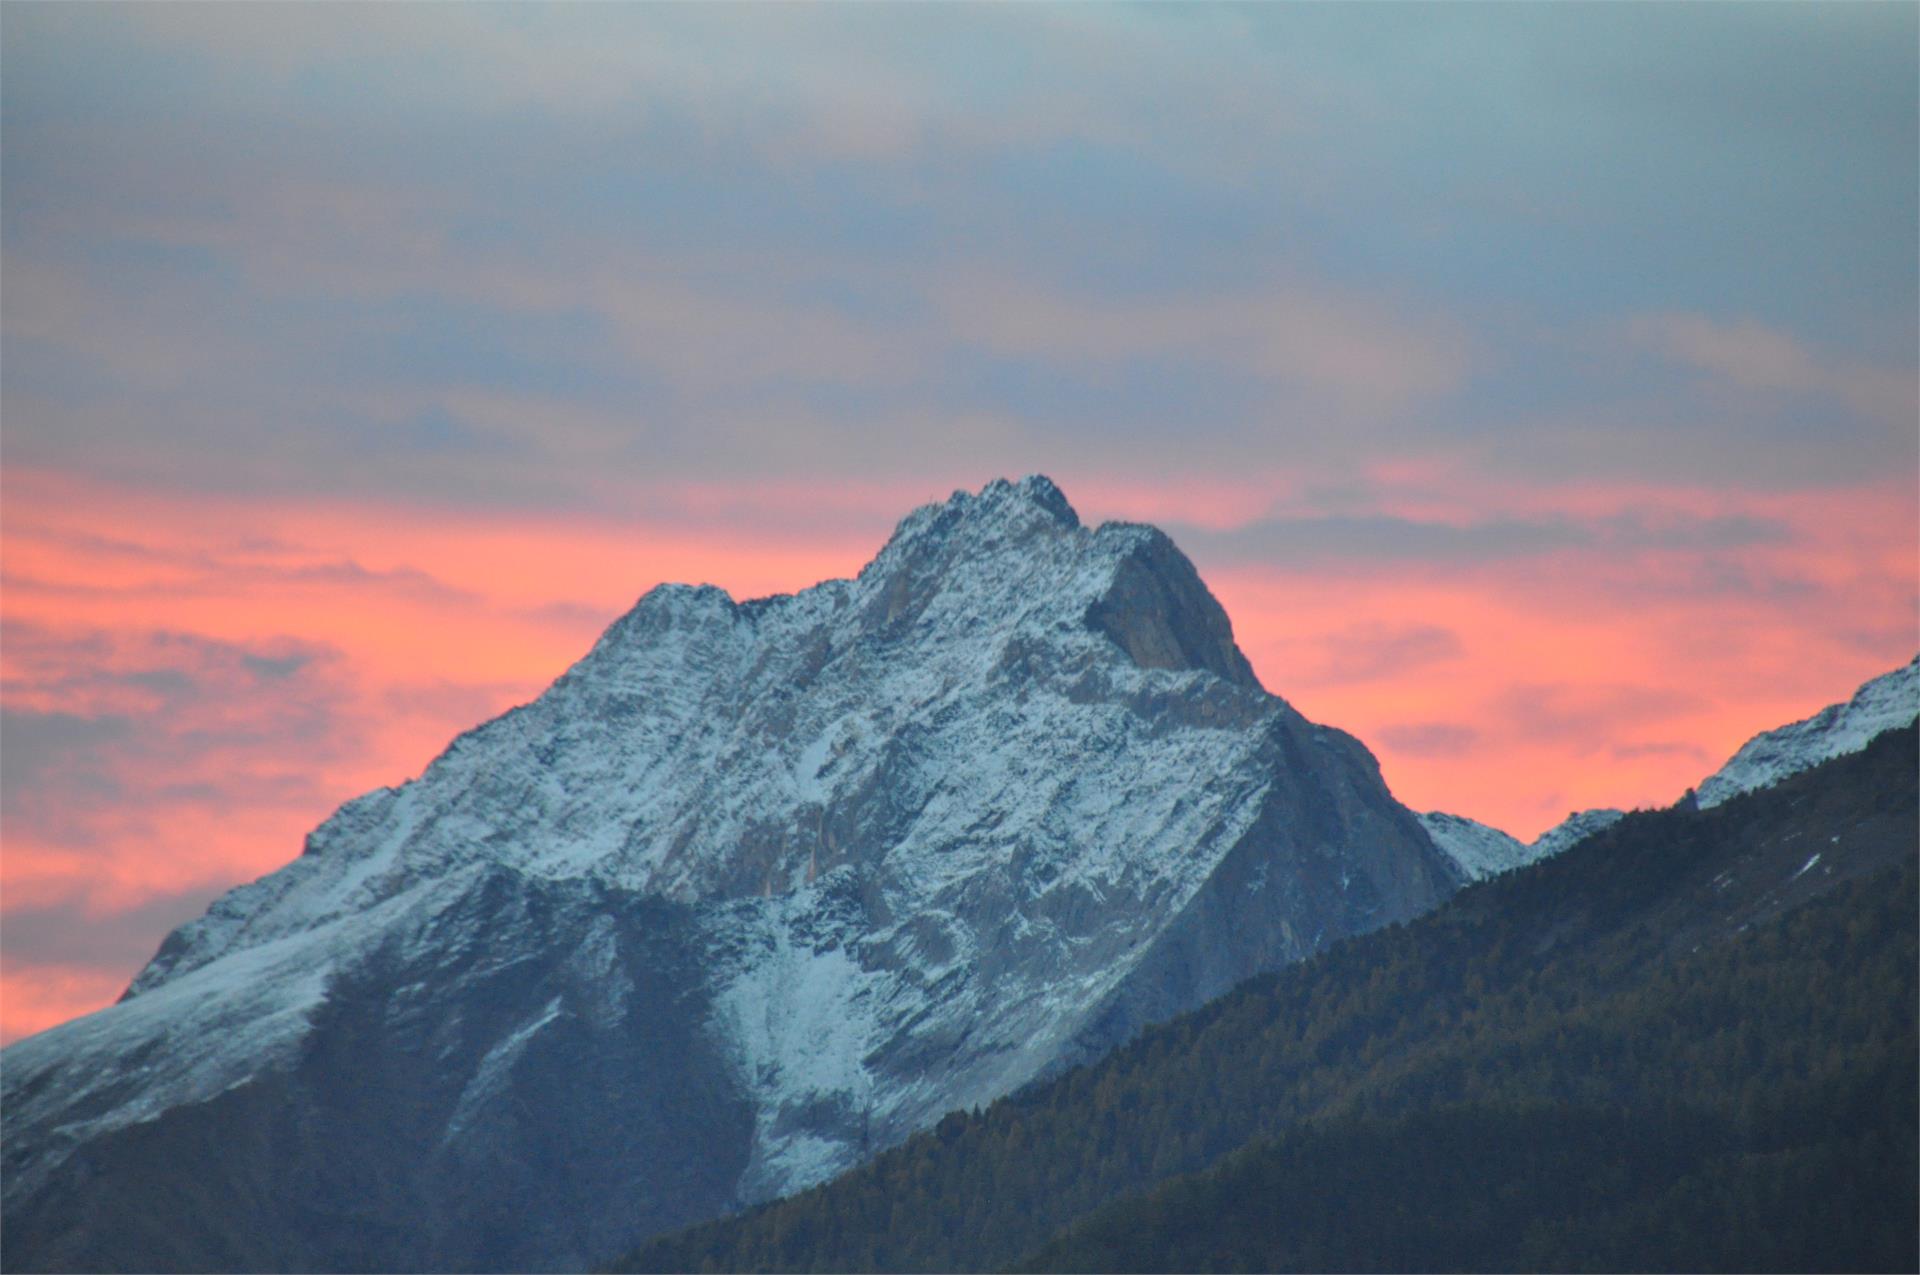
[1422,657,1918,882]
[1,477,1461,1274]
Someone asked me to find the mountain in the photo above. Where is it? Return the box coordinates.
[1414,811,1529,879]
[621,724,1919,1275]
[1420,656,1917,881]
[1696,655,1920,808]
[1418,807,1625,882]
[0,477,1460,1274]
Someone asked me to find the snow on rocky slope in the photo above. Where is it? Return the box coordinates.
[1695,656,1920,808]
[1,477,1461,1274]
[1418,808,1627,882]
[1416,812,1529,881]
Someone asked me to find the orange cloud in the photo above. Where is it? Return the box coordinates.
[0,965,132,1045]
[1200,475,1915,835]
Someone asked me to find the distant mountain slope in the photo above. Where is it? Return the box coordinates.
[1422,656,1916,881]
[1697,655,1919,808]
[1,478,1458,1274]
[1419,807,1626,881]
[1524,805,1627,859]
[617,725,1918,1275]
[1414,811,1528,879]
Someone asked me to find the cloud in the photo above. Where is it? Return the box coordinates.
[0,624,361,903]
[1172,507,1790,570]
[0,709,131,807]
[0,885,224,976]
[1631,312,1918,426]
[0,965,132,1045]
[1492,682,1702,752]
[0,520,482,610]
[939,277,1475,419]
[48,5,1316,168]
[1376,722,1482,757]
[1276,623,1466,687]
[1609,740,1710,763]
[1183,514,1584,567]
[6,4,1912,511]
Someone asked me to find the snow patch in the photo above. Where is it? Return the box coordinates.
[445,996,566,1141]
[710,891,879,1197]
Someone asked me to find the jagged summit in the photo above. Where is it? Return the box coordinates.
[609,477,1081,621]
[875,477,1258,690]
[3,477,1451,1273]
[590,476,1258,700]
[877,475,1082,555]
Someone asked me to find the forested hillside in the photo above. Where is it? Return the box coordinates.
[613,726,1918,1274]
[1021,864,1915,1272]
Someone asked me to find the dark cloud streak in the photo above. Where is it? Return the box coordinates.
[1173,509,1791,569]
[1376,722,1482,758]
[0,886,225,977]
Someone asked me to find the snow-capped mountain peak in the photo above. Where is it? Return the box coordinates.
[3,476,1455,1273]
[1416,812,1527,880]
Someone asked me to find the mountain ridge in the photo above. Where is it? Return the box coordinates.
[1422,656,1917,881]
[1697,655,1920,808]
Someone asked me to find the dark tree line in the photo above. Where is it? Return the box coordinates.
[1023,872,1917,1273]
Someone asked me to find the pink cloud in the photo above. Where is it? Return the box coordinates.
[1631,311,1918,425]
[1201,474,1914,836]
[0,966,131,1046]
[937,276,1475,418]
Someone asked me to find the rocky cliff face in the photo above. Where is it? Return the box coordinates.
[1,477,1461,1273]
